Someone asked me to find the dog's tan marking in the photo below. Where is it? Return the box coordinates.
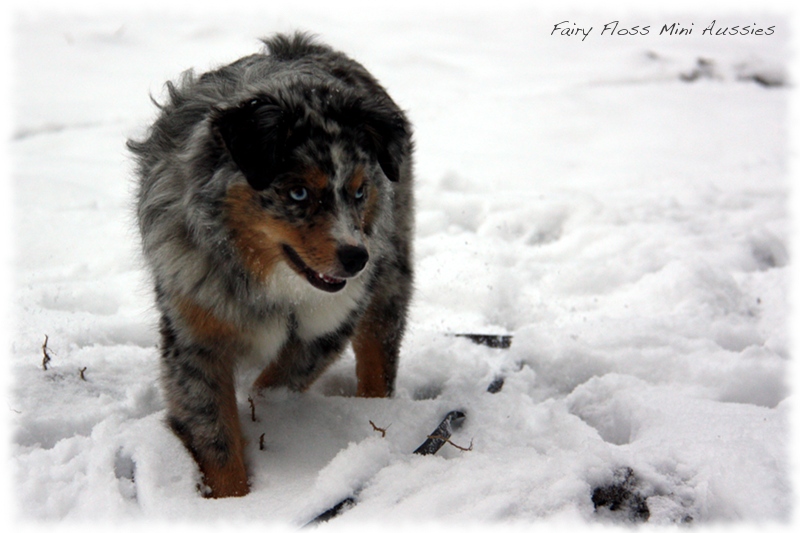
[201,455,249,498]
[347,167,379,234]
[176,296,238,343]
[362,182,380,234]
[346,166,366,197]
[252,338,301,391]
[271,209,338,277]
[224,183,283,281]
[285,167,340,273]
[303,166,329,191]
[289,225,339,275]
[252,360,284,392]
[352,310,392,398]
[199,368,249,498]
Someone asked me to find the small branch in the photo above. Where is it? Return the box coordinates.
[369,420,389,438]
[79,367,87,381]
[424,434,473,452]
[259,433,266,451]
[42,335,52,371]
[248,396,257,422]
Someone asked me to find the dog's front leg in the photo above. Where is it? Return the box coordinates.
[352,298,407,398]
[159,318,249,498]
[253,335,346,393]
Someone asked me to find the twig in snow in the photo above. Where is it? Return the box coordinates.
[413,410,466,455]
[42,335,52,371]
[259,433,266,451]
[79,367,87,381]
[369,420,389,438]
[248,396,257,422]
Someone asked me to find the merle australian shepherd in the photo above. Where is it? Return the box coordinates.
[128,32,414,498]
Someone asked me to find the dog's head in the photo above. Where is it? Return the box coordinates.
[214,88,409,293]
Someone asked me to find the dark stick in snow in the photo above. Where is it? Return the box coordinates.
[486,376,505,394]
[412,410,466,455]
[308,497,356,523]
[453,333,513,349]
[457,332,514,393]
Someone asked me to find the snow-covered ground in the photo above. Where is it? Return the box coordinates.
[6,2,794,528]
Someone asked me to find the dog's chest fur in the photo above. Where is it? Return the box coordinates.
[247,261,370,360]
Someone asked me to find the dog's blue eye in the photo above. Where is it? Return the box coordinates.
[289,187,308,202]
[354,186,365,200]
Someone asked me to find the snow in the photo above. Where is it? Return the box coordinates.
[5,1,795,529]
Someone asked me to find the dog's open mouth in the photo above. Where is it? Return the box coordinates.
[281,244,347,293]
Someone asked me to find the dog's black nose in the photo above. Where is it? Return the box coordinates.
[337,245,369,275]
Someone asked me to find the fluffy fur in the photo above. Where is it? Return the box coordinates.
[128,33,414,498]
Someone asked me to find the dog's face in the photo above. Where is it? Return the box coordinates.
[215,90,407,293]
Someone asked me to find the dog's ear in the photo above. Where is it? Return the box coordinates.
[214,99,290,191]
[350,103,410,183]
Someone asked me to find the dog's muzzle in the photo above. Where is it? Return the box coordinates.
[281,243,369,293]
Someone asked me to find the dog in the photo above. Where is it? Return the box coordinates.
[128,32,414,498]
